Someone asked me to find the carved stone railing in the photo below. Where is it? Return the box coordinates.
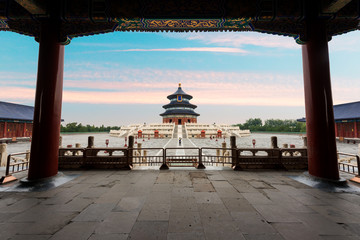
[58,147,129,169]
[234,148,308,170]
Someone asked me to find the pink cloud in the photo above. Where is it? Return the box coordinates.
[2,68,358,107]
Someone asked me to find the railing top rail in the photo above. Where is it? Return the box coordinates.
[238,148,277,151]
[338,152,359,158]
[59,148,84,150]
[132,148,164,150]
[8,152,29,157]
[165,147,200,149]
[201,147,236,150]
[87,147,127,150]
[237,148,307,151]
[339,162,357,166]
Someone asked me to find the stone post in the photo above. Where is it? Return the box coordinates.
[302,136,307,148]
[282,144,288,148]
[137,142,142,156]
[87,136,94,148]
[230,136,237,168]
[59,136,62,148]
[270,136,281,162]
[129,136,134,148]
[75,143,81,155]
[222,142,227,157]
[0,143,7,167]
[358,144,360,156]
[271,136,278,148]
[25,150,30,161]
[128,136,134,167]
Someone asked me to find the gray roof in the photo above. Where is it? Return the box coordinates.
[160,109,200,117]
[333,101,360,121]
[297,101,360,122]
[167,87,193,100]
[0,101,34,121]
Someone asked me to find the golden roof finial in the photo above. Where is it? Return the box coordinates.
[179,82,181,88]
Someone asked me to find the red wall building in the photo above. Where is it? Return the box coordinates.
[333,102,360,139]
[0,101,34,139]
[299,101,360,139]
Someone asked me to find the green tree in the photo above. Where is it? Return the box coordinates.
[235,118,306,133]
[60,122,120,133]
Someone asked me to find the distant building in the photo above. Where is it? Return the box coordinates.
[333,101,360,139]
[110,83,250,138]
[298,101,360,139]
[0,101,34,139]
[160,83,200,125]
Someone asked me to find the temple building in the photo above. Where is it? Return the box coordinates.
[334,102,360,140]
[0,101,34,141]
[160,83,199,125]
[110,83,250,138]
[298,101,360,140]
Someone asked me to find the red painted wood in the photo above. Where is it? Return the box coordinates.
[23,123,26,137]
[355,122,358,138]
[0,123,4,138]
[302,20,339,180]
[28,21,64,180]
[3,122,7,138]
[334,123,338,137]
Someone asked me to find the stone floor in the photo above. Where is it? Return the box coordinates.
[0,169,360,240]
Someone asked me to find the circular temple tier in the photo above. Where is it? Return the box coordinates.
[160,83,200,125]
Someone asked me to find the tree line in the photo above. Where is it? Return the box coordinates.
[60,122,120,133]
[235,118,306,133]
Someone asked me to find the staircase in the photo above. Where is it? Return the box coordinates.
[173,125,178,138]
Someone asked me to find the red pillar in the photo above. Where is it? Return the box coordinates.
[28,21,64,180]
[334,123,338,138]
[3,122,6,138]
[354,122,358,138]
[23,123,27,137]
[302,20,339,180]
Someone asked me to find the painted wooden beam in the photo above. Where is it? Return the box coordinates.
[15,0,46,15]
[322,0,352,13]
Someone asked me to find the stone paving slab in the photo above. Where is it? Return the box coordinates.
[0,170,359,240]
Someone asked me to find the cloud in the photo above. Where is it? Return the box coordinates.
[96,47,248,54]
[2,66,358,107]
[0,67,306,106]
[0,72,36,81]
[164,32,300,49]
[330,31,360,52]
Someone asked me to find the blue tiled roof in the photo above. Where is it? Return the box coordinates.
[160,109,200,116]
[0,101,34,121]
[333,101,360,121]
[297,101,360,122]
[167,87,193,100]
[163,102,197,109]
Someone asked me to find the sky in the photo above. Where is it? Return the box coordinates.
[0,29,359,126]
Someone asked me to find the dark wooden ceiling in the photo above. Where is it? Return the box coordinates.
[0,0,359,42]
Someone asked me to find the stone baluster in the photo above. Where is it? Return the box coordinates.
[0,143,7,167]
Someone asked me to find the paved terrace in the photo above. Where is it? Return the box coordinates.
[0,170,360,240]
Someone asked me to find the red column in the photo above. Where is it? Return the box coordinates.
[302,20,339,180]
[334,123,338,138]
[3,122,6,138]
[28,21,64,180]
[23,123,27,137]
[355,122,358,138]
